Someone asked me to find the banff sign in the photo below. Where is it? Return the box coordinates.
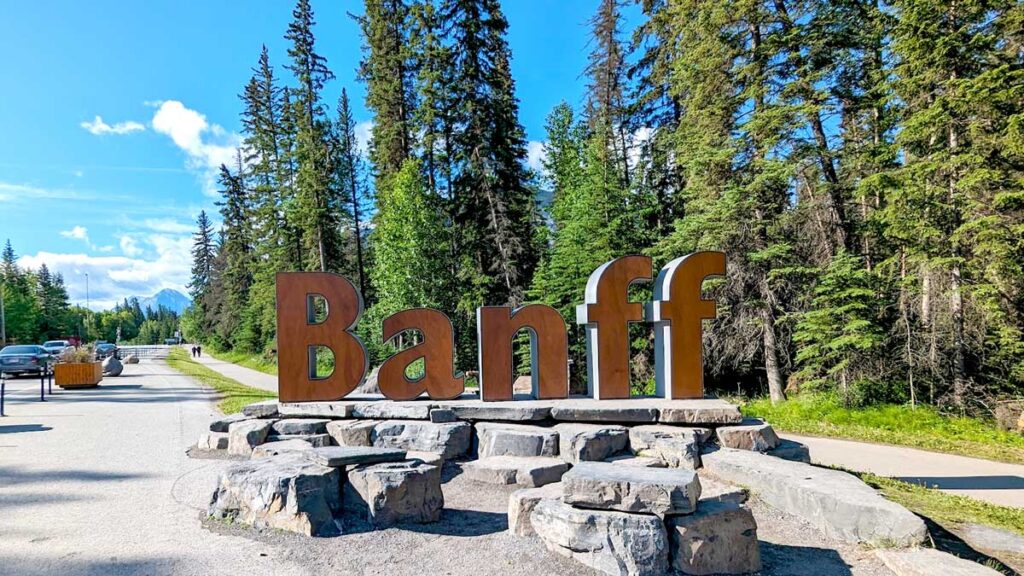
[276,252,725,404]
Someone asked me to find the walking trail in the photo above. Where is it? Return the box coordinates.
[185,350,1024,508]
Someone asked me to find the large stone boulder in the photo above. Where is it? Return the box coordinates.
[307,446,406,467]
[371,420,471,459]
[656,399,743,425]
[271,418,331,436]
[531,498,669,576]
[445,399,553,422]
[768,439,811,463]
[353,401,432,420]
[241,400,279,418]
[562,462,701,516]
[605,454,667,468]
[554,423,629,464]
[876,548,1003,576]
[550,400,658,423]
[227,419,274,456]
[667,500,761,575]
[251,439,313,458]
[344,460,443,527]
[208,452,342,536]
[476,422,559,459]
[699,476,748,505]
[197,432,229,450]
[101,356,123,376]
[210,413,250,433]
[702,448,927,547]
[715,419,780,452]
[508,482,564,537]
[122,354,139,364]
[326,419,378,447]
[628,425,707,469]
[464,456,569,487]
[266,433,332,447]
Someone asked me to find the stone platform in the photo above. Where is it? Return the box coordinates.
[274,395,743,425]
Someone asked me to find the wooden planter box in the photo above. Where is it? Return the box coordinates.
[55,362,103,388]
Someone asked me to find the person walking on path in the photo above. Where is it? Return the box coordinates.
[190,346,197,358]
[196,345,202,358]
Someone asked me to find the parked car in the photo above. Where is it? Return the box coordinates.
[42,340,72,355]
[95,343,119,360]
[0,345,51,377]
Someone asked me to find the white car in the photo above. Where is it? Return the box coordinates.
[42,340,72,355]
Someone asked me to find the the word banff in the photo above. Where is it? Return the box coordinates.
[276,252,726,403]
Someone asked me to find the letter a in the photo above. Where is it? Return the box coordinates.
[647,252,726,399]
[378,308,465,401]
[276,272,368,402]
[576,255,652,399]
[477,305,569,401]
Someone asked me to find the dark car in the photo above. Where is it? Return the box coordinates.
[0,345,50,377]
[95,343,119,360]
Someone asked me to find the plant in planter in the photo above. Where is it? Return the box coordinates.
[54,346,103,388]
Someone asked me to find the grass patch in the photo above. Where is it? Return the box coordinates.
[166,347,276,414]
[742,394,1024,464]
[863,473,1024,537]
[207,348,278,376]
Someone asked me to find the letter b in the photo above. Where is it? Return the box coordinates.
[276,272,368,402]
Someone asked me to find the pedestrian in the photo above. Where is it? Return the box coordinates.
[197,345,202,358]
[191,346,197,358]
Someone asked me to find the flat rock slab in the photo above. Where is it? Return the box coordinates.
[562,462,700,516]
[667,500,761,575]
[278,402,354,419]
[629,425,707,469]
[308,446,407,467]
[876,548,1002,576]
[464,456,569,487]
[429,408,457,423]
[716,418,780,452]
[531,498,669,576]
[271,418,331,436]
[326,419,378,447]
[443,399,553,422]
[508,482,564,537]
[353,401,433,420]
[210,413,250,433]
[960,523,1024,554]
[227,419,274,456]
[344,460,443,526]
[208,452,342,536]
[266,433,332,447]
[550,400,658,423]
[605,454,667,468]
[702,448,927,547]
[406,451,444,467]
[555,423,628,463]
[371,420,471,459]
[476,422,559,458]
[251,439,313,458]
[656,399,742,425]
[241,400,279,418]
[198,432,229,450]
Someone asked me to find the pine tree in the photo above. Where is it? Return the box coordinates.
[335,88,370,296]
[285,0,343,273]
[189,210,215,303]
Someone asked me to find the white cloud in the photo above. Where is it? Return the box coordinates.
[355,121,373,156]
[0,182,96,201]
[119,235,142,257]
[60,225,90,242]
[527,140,548,174]
[143,218,193,234]
[151,100,240,196]
[80,115,145,136]
[19,234,192,310]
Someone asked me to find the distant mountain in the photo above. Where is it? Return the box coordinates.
[136,288,192,315]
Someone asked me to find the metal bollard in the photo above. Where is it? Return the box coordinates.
[1,375,5,417]
[40,369,45,402]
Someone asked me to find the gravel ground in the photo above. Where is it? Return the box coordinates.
[203,459,896,576]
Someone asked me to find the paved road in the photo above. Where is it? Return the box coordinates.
[785,434,1024,508]
[0,362,306,576]
[186,347,278,393]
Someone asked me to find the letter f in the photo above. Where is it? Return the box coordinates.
[647,252,726,400]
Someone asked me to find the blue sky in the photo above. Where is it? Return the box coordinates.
[0,0,619,309]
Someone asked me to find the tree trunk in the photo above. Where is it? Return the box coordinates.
[762,305,787,403]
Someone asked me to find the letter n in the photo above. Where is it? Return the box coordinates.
[646,252,726,399]
[477,305,569,402]
[378,308,464,401]
[276,272,368,402]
